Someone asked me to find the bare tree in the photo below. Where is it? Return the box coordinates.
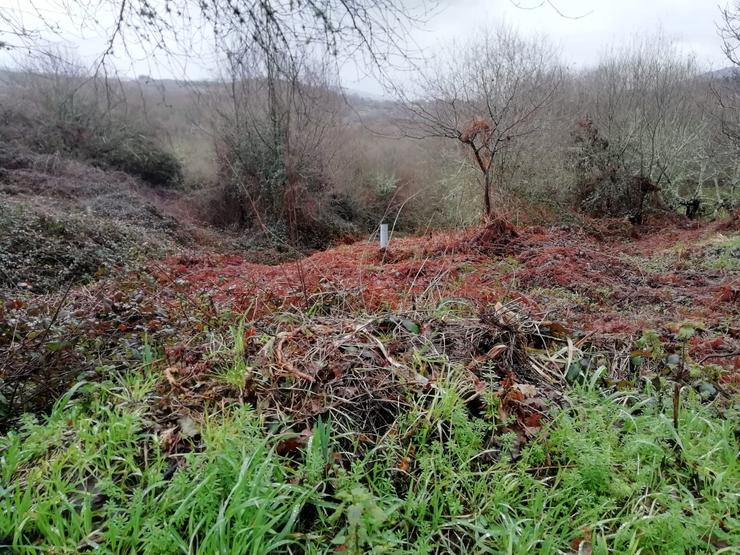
[710,3,740,214]
[720,1,740,67]
[570,37,704,220]
[715,1,740,151]
[199,39,345,239]
[2,0,432,79]
[404,25,561,217]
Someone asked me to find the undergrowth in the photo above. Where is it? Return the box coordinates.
[1,221,738,554]
[0,199,175,292]
[1,366,737,554]
[701,234,740,271]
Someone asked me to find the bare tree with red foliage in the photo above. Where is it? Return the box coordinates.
[403,25,562,218]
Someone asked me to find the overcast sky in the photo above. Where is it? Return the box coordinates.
[427,0,727,69]
[356,0,732,96]
[0,0,732,95]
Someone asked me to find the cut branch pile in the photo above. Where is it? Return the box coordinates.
[159,302,575,448]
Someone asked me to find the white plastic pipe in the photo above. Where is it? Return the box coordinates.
[379,223,389,249]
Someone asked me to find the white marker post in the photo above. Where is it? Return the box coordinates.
[379,223,389,250]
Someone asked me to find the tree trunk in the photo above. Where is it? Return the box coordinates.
[483,171,492,217]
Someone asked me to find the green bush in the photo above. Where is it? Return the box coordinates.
[87,132,183,188]
[0,62,183,188]
[568,117,661,223]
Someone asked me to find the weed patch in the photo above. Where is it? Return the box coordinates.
[1,370,737,553]
[1,213,738,553]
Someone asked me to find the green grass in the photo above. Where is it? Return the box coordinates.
[618,231,739,274]
[1,368,738,554]
[0,374,311,554]
[699,234,740,271]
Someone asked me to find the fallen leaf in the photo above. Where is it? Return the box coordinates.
[401,319,420,334]
[514,383,538,398]
[177,415,199,438]
[276,429,312,456]
[160,427,179,452]
[164,367,179,387]
[570,528,592,555]
[486,344,508,360]
[522,413,543,428]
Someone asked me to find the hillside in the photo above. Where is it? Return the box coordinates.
[2,7,740,549]
[1,153,738,551]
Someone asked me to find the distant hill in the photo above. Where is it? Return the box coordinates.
[702,66,740,81]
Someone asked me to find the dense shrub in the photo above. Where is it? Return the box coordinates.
[207,81,358,248]
[85,132,183,187]
[0,57,183,188]
[568,117,662,222]
[0,106,183,187]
